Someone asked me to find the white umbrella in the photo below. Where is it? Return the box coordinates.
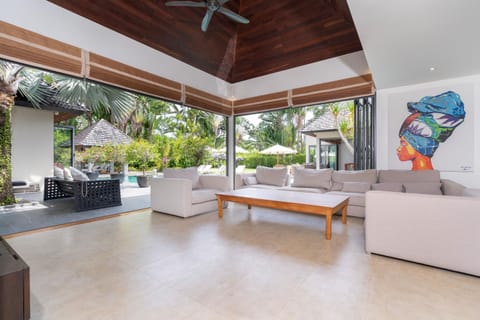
[260,144,297,164]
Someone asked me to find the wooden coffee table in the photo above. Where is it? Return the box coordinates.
[216,188,349,240]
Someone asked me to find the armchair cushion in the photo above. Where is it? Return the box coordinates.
[163,167,201,189]
[192,189,217,204]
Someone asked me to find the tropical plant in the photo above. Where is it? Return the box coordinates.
[103,143,127,173]
[0,62,52,205]
[126,140,157,175]
[328,101,355,154]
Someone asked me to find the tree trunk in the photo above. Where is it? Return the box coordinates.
[0,93,15,205]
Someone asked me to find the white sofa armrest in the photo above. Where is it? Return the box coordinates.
[441,179,466,196]
[365,190,480,276]
[235,173,255,189]
[150,177,192,215]
[199,175,230,191]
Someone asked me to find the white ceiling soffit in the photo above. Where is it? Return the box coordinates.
[347,0,480,89]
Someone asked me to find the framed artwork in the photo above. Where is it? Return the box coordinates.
[387,83,474,171]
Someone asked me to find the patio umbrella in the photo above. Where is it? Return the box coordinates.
[260,144,297,165]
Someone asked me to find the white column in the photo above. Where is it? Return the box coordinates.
[226,116,235,189]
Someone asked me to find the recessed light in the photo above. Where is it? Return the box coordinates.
[429,67,435,71]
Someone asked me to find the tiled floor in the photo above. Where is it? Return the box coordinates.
[7,204,480,320]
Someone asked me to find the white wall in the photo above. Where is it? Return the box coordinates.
[376,74,480,188]
[11,106,54,189]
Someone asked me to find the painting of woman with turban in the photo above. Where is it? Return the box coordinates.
[396,91,466,170]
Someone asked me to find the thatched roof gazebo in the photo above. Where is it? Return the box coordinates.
[74,119,132,150]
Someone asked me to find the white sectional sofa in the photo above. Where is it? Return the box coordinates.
[236,166,473,218]
[365,190,480,276]
[151,167,230,218]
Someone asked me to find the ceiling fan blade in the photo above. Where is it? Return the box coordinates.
[217,7,249,24]
[201,9,214,32]
[165,1,206,8]
[218,0,230,5]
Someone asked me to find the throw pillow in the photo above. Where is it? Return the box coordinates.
[244,176,258,185]
[403,182,442,195]
[54,166,64,179]
[341,182,371,193]
[291,168,331,189]
[255,166,288,187]
[371,182,404,192]
[70,166,89,181]
[163,167,201,189]
[63,167,74,181]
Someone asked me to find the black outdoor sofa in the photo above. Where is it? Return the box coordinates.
[43,177,122,211]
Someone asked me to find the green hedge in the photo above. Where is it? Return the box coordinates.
[242,153,306,168]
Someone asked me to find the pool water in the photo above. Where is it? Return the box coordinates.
[127,176,137,183]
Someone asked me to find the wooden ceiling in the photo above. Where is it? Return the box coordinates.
[47,0,362,83]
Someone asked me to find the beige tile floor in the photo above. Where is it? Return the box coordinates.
[7,204,480,320]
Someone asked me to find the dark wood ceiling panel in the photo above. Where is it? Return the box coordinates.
[47,0,362,83]
[233,0,362,82]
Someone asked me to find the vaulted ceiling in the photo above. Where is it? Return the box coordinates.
[47,0,362,83]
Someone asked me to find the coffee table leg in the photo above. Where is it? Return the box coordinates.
[325,213,332,240]
[341,204,347,224]
[217,196,223,218]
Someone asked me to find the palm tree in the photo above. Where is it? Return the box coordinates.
[0,60,137,205]
[0,62,54,205]
[329,101,354,154]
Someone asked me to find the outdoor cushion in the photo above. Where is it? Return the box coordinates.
[372,182,404,192]
[244,176,258,185]
[70,166,89,181]
[291,168,331,189]
[54,166,64,179]
[255,166,288,187]
[191,189,217,204]
[63,167,74,181]
[403,182,442,195]
[331,169,377,191]
[342,182,371,193]
[163,167,201,189]
[378,170,440,183]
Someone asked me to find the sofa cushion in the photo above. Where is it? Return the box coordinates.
[404,182,442,195]
[327,191,365,207]
[372,182,404,192]
[255,166,288,187]
[244,176,258,185]
[70,166,89,181]
[191,189,217,204]
[331,169,377,191]
[163,167,201,189]
[291,168,332,189]
[378,170,440,183]
[241,184,281,190]
[342,182,371,193]
[281,186,326,193]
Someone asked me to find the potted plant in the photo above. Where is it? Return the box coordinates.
[126,139,157,187]
[104,143,127,183]
[84,146,104,180]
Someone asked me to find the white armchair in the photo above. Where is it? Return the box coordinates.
[151,175,230,218]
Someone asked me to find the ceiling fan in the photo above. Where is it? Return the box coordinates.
[165,0,249,32]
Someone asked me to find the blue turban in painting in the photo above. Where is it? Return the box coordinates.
[399,91,466,157]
